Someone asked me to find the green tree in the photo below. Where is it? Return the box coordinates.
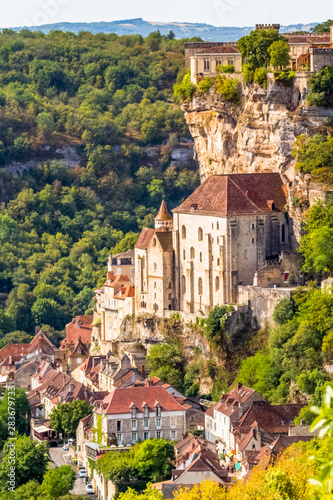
[312,19,333,33]
[292,134,333,183]
[203,305,233,344]
[238,29,286,68]
[118,484,163,500]
[50,400,93,438]
[0,435,49,490]
[0,388,30,448]
[133,439,174,482]
[236,351,273,398]
[42,465,76,498]
[36,113,56,138]
[273,297,296,325]
[268,40,290,69]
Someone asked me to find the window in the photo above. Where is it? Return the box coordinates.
[182,275,186,294]
[217,237,219,244]
[252,223,255,229]
[168,293,172,300]
[144,406,149,418]
[156,418,161,428]
[190,247,195,259]
[117,433,122,445]
[156,431,161,439]
[198,227,203,241]
[216,58,222,68]
[227,58,234,66]
[132,419,137,430]
[281,224,286,243]
[144,418,149,429]
[171,430,176,440]
[153,237,156,246]
[156,405,161,417]
[144,431,149,440]
[244,249,248,259]
[132,432,137,444]
[183,249,186,260]
[204,58,210,71]
[154,281,156,288]
[252,238,255,244]
[198,277,203,296]
[108,310,112,316]
[154,292,156,299]
[170,417,176,427]
[154,262,157,271]
[215,276,220,291]
[153,303,159,312]
[200,252,202,263]
[131,406,136,418]
[117,421,121,432]
[252,444,256,449]
[181,225,186,239]
[108,321,112,328]
[217,258,220,266]
[168,282,172,289]
[217,221,219,230]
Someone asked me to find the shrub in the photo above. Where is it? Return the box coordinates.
[217,64,235,74]
[198,77,215,94]
[306,66,333,108]
[254,67,268,88]
[215,75,241,104]
[274,70,296,86]
[174,69,196,101]
[272,297,296,325]
[243,63,255,84]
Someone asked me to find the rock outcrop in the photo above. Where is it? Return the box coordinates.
[182,78,333,185]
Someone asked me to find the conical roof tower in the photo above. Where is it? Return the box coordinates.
[155,200,173,231]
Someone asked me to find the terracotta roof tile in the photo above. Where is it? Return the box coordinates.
[195,46,240,54]
[0,344,29,363]
[174,174,286,216]
[155,200,173,222]
[135,228,155,250]
[60,316,93,350]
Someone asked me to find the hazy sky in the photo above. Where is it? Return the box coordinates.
[2,0,331,28]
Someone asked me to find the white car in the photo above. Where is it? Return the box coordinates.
[86,484,94,494]
[79,469,87,478]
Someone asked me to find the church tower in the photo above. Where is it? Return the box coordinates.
[155,200,173,232]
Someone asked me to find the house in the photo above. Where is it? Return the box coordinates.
[174,433,217,468]
[98,354,144,392]
[135,174,290,316]
[108,249,135,285]
[188,45,242,84]
[94,272,135,344]
[58,315,93,371]
[93,385,187,446]
[76,414,94,467]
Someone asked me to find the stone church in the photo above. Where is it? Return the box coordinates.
[135,173,290,316]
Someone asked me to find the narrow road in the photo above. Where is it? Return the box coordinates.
[49,447,97,498]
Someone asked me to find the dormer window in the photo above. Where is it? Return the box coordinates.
[281,420,284,425]
[131,406,137,418]
[144,405,149,418]
[156,404,161,417]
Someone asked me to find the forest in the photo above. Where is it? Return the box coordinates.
[0,29,200,341]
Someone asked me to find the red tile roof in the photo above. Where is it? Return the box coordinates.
[114,284,135,300]
[155,200,173,222]
[98,386,186,415]
[195,46,240,54]
[214,383,257,417]
[0,344,29,363]
[60,315,93,350]
[173,174,287,216]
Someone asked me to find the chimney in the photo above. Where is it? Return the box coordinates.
[75,317,81,328]
[237,382,242,390]
[8,355,12,366]
[182,432,188,440]
[38,338,43,351]
[141,365,145,378]
[69,383,75,392]
[35,325,41,335]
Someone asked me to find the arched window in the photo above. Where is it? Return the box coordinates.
[154,281,157,288]
[198,227,203,241]
[198,277,203,296]
[200,252,202,263]
[182,275,186,294]
[217,221,219,230]
[281,224,286,243]
[217,258,220,266]
[182,225,186,239]
[152,237,156,247]
[190,247,195,259]
[168,282,172,289]
[154,262,157,271]
[215,276,220,291]
[183,249,186,260]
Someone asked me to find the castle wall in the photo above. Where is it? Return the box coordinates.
[310,48,333,72]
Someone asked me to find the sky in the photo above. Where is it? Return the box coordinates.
[2,0,331,28]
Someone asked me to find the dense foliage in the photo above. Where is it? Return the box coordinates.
[306,66,333,108]
[312,19,333,33]
[0,388,30,449]
[293,135,333,185]
[238,29,288,69]
[95,439,174,484]
[0,30,200,337]
[49,400,93,438]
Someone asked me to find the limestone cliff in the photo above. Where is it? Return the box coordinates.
[182,78,333,184]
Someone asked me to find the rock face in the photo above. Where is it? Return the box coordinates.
[182,78,333,185]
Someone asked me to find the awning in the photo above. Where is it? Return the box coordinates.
[33,425,51,433]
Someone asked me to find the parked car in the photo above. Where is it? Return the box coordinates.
[79,469,87,478]
[86,483,94,494]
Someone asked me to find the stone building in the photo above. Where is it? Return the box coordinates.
[136,173,290,316]
[108,249,135,285]
[135,200,175,315]
[188,45,242,84]
[95,272,135,343]
[93,385,186,446]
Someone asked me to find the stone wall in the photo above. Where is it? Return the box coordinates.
[310,48,333,72]
[237,285,295,328]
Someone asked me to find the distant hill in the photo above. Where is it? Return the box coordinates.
[5,18,320,41]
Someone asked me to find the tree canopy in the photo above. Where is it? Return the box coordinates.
[238,29,287,69]
[49,400,93,438]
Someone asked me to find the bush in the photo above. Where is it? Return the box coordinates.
[174,69,196,101]
[273,70,296,86]
[272,298,296,325]
[243,63,254,84]
[198,77,215,94]
[254,67,268,88]
[215,76,241,104]
[306,66,333,108]
[217,64,235,73]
